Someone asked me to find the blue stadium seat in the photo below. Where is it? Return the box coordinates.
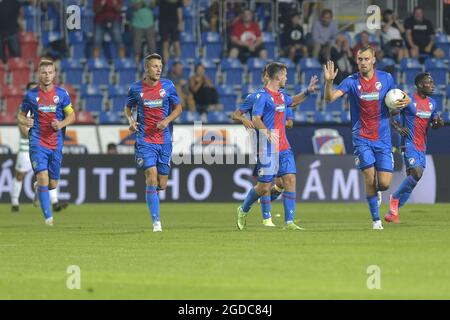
[108,85,128,112]
[278,57,298,84]
[424,58,448,87]
[435,32,450,60]
[81,7,95,36]
[178,111,200,123]
[68,31,86,59]
[87,58,111,86]
[261,32,277,59]
[294,110,309,122]
[183,6,195,34]
[295,85,318,112]
[247,58,268,85]
[299,58,322,84]
[220,58,244,86]
[195,58,217,83]
[201,32,223,60]
[81,85,104,113]
[241,84,261,98]
[314,111,335,123]
[207,111,229,123]
[217,86,238,112]
[180,32,198,61]
[61,58,85,85]
[339,110,351,123]
[400,58,423,86]
[114,58,137,85]
[324,99,344,112]
[24,6,40,32]
[98,111,125,124]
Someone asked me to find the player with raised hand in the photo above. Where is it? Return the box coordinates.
[124,53,182,232]
[237,62,303,231]
[17,58,76,226]
[385,73,444,223]
[323,45,411,230]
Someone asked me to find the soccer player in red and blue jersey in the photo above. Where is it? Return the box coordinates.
[324,46,411,230]
[236,62,303,230]
[17,58,76,226]
[385,73,444,223]
[124,53,182,232]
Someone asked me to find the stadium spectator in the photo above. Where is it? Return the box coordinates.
[107,142,118,154]
[352,31,384,61]
[380,9,409,63]
[229,9,267,63]
[330,33,353,84]
[0,0,22,63]
[310,9,338,64]
[200,0,219,32]
[281,12,308,63]
[167,61,196,112]
[445,0,450,35]
[404,6,444,60]
[189,63,220,119]
[40,1,67,60]
[131,0,156,66]
[93,0,126,59]
[157,0,183,64]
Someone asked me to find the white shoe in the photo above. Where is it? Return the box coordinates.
[45,217,54,226]
[372,220,383,230]
[33,182,40,207]
[377,191,382,207]
[262,218,276,227]
[153,221,162,232]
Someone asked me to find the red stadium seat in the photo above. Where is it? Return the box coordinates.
[75,111,96,124]
[8,58,31,87]
[20,32,39,62]
[0,62,5,85]
[0,111,18,124]
[3,86,24,115]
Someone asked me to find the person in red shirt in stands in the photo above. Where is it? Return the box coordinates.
[229,9,267,63]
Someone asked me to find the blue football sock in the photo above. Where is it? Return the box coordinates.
[283,191,296,223]
[146,186,160,223]
[38,186,52,219]
[270,188,282,201]
[366,195,380,221]
[393,175,418,200]
[242,188,259,213]
[399,192,411,208]
[260,195,271,219]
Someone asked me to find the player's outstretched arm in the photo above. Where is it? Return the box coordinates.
[17,111,33,128]
[156,104,182,130]
[232,109,254,129]
[291,75,318,108]
[124,106,138,132]
[324,61,344,103]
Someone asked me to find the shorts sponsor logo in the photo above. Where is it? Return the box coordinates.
[355,157,360,166]
[32,161,37,168]
[136,157,144,167]
[258,168,264,176]
[408,157,415,165]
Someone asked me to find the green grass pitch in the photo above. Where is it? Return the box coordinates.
[1,202,450,299]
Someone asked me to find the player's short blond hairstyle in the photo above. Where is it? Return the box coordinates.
[39,58,56,69]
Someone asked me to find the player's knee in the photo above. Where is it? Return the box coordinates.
[282,175,296,189]
[157,181,167,191]
[411,170,423,181]
[378,183,390,192]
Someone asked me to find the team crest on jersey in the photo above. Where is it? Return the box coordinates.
[428,102,433,110]
[354,157,360,166]
[136,157,144,168]
[258,168,264,176]
[159,89,166,98]
[53,96,60,104]
[375,82,382,91]
[408,157,415,165]
[32,161,37,169]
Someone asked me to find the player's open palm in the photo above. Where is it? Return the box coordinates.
[324,60,338,82]
[308,75,319,93]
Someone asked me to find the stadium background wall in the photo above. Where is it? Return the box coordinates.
[0,155,448,204]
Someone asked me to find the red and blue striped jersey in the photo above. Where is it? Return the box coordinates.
[337,70,396,143]
[401,93,438,152]
[20,86,72,150]
[127,79,180,145]
[252,87,291,153]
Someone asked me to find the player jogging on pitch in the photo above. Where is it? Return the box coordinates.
[324,45,411,230]
[124,53,182,232]
[385,73,444,223]
[17,58,75,226]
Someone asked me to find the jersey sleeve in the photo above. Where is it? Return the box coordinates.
[286,107,294,120]
[430,98,439,122]
[20,93,31,114]
[168,81,181,107]
[252,92,266,117]
[126,86,137,109]
[239,95,251,113]
[61,90,74,115]
[336,76,352,95]
[284,92,293,108]
[386,72,396,91]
